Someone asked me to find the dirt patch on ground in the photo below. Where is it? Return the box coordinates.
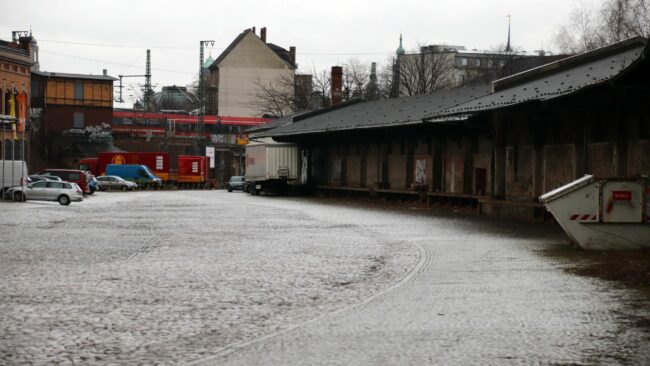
[540,246,650,291]
[571,251,650,289]
[311,195,480,217]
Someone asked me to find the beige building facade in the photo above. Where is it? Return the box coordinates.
[207,28,296,117]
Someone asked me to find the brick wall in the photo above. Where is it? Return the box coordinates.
[46,105,112,131]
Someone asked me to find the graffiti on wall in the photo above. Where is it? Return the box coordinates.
[414,158,427,184]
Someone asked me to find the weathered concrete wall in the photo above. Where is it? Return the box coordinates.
[628,141,650,175]
[444,138,464,194]
[586,142,615,177]
[346,155,361,187]
[506,145,534,201]
[543,144,575,192]
[473,135,492,196]
[365,155,379,188]
[388,155,407,190]
[329,156,342,186]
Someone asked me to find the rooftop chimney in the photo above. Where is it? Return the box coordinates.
[289,46,296,65]
[261,27,267,43]
[102,69,107,76]
[331,66,343,106]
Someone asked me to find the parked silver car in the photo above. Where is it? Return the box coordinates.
[28,174,63,183]
[96,175,138,191]
[8,180,84,205]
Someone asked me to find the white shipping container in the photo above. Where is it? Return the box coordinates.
[245,138,299,182]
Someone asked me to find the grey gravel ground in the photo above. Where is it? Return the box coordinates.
[1,191,649,365]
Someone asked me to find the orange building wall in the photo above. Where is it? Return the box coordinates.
[45,79,112,107]
[0,61,30,115]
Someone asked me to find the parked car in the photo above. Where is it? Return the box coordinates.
[8,180,83,205]
[96,175,138,191]
[105,164,162,187]
[227,176,246,192]
[36,169,91,195]
[28,175,63,183]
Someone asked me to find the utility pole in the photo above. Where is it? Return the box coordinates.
[144,49,153,112]
[116,49,154,112]
[198,40,214,155]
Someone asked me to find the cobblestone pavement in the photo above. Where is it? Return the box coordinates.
[1,191,649,365]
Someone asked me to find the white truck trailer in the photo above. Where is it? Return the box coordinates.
[1,160,29,198]
[245,138,300,195]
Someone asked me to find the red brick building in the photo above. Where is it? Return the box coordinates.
[31,70,117,169]
[0,31,36,161]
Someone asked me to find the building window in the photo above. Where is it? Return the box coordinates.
[73,112,84,129]
[461,58,468,66]
[74,81,84,100]
[475,58,481,67]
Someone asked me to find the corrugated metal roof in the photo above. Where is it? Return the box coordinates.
[33,70,118,81]
[425,37,647,121]
[264,85,490,137]
[247,115,294,137]
[263,37,648,138]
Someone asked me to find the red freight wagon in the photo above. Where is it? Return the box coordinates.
[177,155,209,185]
[79,152,170,181]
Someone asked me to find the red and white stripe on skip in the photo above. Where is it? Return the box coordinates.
[569,214,597,221]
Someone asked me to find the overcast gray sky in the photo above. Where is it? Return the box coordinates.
[1,0,600,108]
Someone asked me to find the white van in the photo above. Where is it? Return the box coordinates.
[0,160,29,195]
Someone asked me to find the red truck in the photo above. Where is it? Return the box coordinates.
[79,152,170,182]
[177,155,210,186]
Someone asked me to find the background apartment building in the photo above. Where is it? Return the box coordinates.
[205,27,297,117]
[393,37,565,97]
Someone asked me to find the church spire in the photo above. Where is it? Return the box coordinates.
[396,33,405,56]
[505,15,512,52]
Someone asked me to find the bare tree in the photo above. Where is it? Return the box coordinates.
[554,6,607,53]
[555,0,650,54]
[251,73,296,117]
[342,58,370,101]
[312,68,331,108]
[397,45,456,96]
[600,0,650,41]
[377,58,394,100]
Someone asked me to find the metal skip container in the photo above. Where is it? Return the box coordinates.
[540,175,650,250]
